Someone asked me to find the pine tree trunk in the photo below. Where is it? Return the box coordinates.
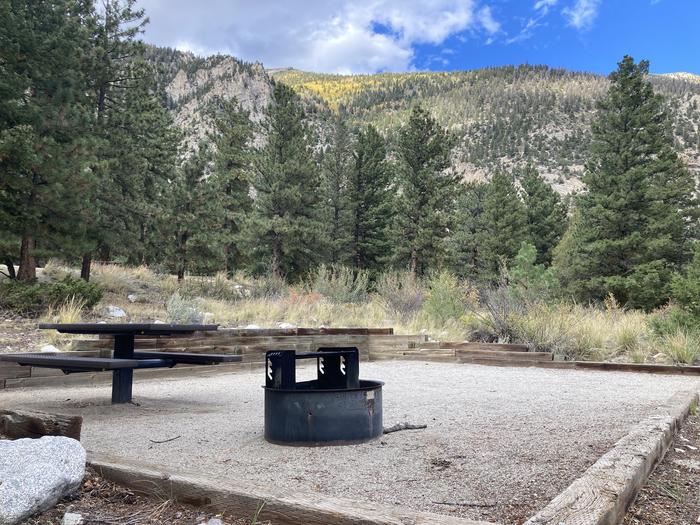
[271,235,281,276]
[224,244,230,274]
[17,235,37,282]
[3,258,16,279]
[80,253,92,281]
[177,231,188,282]
[410,248,418,276]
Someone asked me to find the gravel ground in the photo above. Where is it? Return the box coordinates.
[2,362,699,524]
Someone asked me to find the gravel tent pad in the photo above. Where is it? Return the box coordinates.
[3,362,699,524]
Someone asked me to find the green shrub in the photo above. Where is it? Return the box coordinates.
[671,246,700,317]
[166,293,203,324]
[46,277,102,309]
[375,271,426,315]
[423,271,467,325]
[0,281,44,315]
[307,265,369,304]
[648,306,700,338]
[0,277,102,316]
[506,242,557,303]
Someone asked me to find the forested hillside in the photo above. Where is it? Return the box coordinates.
[271,67,700,193]
[142,48,700,196]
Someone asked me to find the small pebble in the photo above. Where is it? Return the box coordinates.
[61,513,84,525]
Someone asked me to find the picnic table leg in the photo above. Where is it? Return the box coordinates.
[112,334,135,404]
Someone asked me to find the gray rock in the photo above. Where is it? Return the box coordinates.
[207,519,224,525]
[127,294,138,303]
[104,305,127,318]
[40,344,60,353]
[244,324,260,329]
[277,322,296,329]
[0,437,86,525]
[61,513,84,525]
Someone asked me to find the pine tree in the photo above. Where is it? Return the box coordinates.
[166,143,226,280]
[80,0,149,280]
[98,64,180,266]
[0,0,95,281]
[394,105,456,275]
[208,96,253,274]
[245,83,323,280]
[447,182,489,280]
[519,165,567,266]
[349,125,394,273]
[481,171,528,280]
[320,115,354,265]
[555,56,697,310]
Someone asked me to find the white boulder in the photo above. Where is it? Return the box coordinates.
[40,344,60,353]
[104,305,127,318]
[0,436,86,525]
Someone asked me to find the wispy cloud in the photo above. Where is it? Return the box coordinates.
[506,0,555,45]
[562,0,601,31]
[534,0,558,15]
[477,5,501,35]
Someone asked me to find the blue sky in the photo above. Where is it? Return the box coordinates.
[138,0,699,75]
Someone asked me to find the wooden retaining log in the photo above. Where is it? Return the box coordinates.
[0,409,82,440]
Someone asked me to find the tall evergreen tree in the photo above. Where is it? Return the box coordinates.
[394,105,456,275]
[166,144,226,280]
[321,115,354,265]
[349,124,394,273]
[481,171,528,280]
[554,56,697,309]
[520,165,567,266]
[98,64,180,266]
[447,182,489,279]
[208,96,253,274]
[80,0,149,279]
[0,0,95,281]
[245,83,323,280]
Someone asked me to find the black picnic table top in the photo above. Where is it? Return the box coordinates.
[37,323,218,335]
[0,323,236,404]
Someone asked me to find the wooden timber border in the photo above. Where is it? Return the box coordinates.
[524,389,699,525]
[88,453,497,525]
[0,328,428,389]
[4,326,700,390]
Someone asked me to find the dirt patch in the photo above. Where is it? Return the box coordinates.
[624,411,700,525]
[21,467,262,525]
[0,314,46,354]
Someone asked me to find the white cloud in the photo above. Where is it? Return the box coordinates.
[477,5,501,34]
[137,0,498,73]
[562,0,601,30]
[534,0,558,14]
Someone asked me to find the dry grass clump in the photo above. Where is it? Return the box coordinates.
[504,302,651,361]
[375,271,426,315]
[40,296,86,347]
[661,331,699,365]
[91,263,159,294]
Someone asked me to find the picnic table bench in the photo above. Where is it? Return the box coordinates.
[0,323,241,404]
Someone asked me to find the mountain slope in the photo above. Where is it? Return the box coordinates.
[144,47,700,195]
[272,66,700,194]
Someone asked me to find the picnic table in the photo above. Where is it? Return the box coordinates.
[0,323,241,404]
